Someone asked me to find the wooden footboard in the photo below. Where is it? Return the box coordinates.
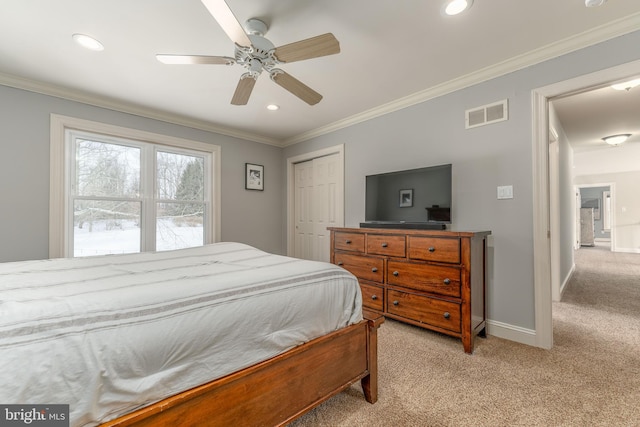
[102,314,383,427]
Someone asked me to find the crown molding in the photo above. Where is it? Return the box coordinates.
[0,72,282,147]
[283,11,640,146]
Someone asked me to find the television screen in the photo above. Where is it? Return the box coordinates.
[364,164,452,225]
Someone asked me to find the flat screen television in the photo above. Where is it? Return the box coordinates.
[362,164,452,230]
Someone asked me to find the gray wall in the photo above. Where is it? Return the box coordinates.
[283,31,640,332]
[0,85,284,262]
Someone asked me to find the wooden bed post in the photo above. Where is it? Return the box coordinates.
[361,311,384,403]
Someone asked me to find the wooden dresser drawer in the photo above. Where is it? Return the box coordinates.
[360,282,384,311]
[335,253,384,283]
[387,261,461,298]
[387,289,461,333]
[334,232,365,252]
[367,234,406,257]
[408,236,460,264]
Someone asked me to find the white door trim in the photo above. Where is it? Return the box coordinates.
[286,144,344,257]
[531,58,640,350]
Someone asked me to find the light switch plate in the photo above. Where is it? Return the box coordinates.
[497,185,513,199]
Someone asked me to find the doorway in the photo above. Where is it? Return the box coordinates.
[532,58,640,349]
[577,184,613,251]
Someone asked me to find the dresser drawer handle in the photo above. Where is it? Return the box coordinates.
[393,300,399,306]
[443,312,451,319]
[381,242,388,248]
[337,262,344,266]
[371,295,378,300]
[371,267,378,273]
[443,278,451,285]
[393,271,399,277]
[428,247,435,252]
[345,239,352,244]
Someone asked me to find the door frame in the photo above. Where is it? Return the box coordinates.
[531,58,640,350]
[286,144,345,257]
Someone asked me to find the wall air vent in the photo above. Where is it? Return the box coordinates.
[465,99,508,129]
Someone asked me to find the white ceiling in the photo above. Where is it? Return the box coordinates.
[1,0,640,147]
[552,82,640,153]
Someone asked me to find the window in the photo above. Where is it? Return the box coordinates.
[50,115,220,258]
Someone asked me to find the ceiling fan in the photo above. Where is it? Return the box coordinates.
[156,0,340,106]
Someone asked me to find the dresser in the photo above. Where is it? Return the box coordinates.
[329,227,490,354]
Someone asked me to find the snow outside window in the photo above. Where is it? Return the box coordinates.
[68,131,211,257]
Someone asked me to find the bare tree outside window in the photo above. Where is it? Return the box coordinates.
[156,152,205,250]
[72,138,207,256]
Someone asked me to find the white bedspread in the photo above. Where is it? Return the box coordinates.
[0,242,362,426]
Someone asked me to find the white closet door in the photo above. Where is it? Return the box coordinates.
[294,160,314,260]
[312,153,343,262]
[294,153,343,262]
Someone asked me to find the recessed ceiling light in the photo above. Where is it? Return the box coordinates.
[444,0,473,16]
[266,104,279,111]
[72,33,104,51]
[602,134,631,146]
[611,78,640,91]
[585,0,606,7]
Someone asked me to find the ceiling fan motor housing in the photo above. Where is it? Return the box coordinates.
[235,32,278,77]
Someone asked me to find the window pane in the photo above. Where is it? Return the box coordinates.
[74,200,141,256]
[157,152,204,201]
[76,139,140,197]
[156,202,204,251]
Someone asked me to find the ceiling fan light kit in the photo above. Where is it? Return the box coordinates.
[157,0,340,106]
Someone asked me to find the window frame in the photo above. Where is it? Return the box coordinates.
[50,114,221,258]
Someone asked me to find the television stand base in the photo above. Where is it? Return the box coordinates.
[359,222,446,230]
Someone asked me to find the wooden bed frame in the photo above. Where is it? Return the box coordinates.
[102,313,383,427]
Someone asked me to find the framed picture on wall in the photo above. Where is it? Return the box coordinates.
[245,163,264,191]
[399,189,413,207]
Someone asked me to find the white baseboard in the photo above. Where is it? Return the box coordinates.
[559,263,576,299]
[614,247,640,254]
[486,319,537,347]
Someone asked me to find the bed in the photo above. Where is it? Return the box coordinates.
[0,242,382,426]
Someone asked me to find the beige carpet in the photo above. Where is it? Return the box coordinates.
[290,243,640,426]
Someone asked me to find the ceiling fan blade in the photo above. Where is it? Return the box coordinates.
[231,75,257,105]
[271,71,322,105]
[156,54,235,65]
[200,0,252,48]
[273,33,340,63]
